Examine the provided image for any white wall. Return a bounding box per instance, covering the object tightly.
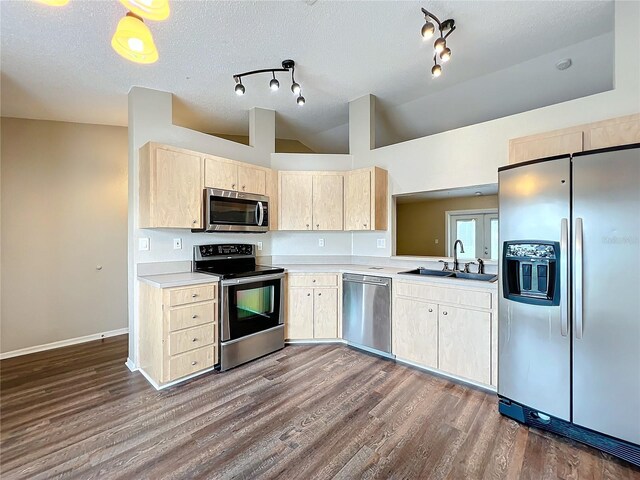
[351,0,640,258]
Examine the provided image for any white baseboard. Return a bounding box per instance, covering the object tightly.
[138,365,217,390]
[0,328,129,360]
[125,357,138,372]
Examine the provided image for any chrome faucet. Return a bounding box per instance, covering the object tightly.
[453,239,465,271]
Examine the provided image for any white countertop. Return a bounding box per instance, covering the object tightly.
[137,272,220,288]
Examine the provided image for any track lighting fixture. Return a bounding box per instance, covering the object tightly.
[118,0,170,21]
[420,7,456,78]
[111,12,159,64]
[232,59,306,106]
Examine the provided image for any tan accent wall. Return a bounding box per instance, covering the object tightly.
[211,133,316,153]
[396,195,498,256]
[1,118,128,353]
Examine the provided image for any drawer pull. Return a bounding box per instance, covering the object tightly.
[428,308,433,313]
[307,293,311,296]
[192,314,198,319]
[191,361,197,366]
[192,338,198,342]
[318,293,322,296]
[192,294,198,298]
[443,311,448,316]
[312,279,316,283]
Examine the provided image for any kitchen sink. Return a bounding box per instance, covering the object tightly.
[399,268,497,282]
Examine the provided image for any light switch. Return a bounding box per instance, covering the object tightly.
[318,238,325,247]
[257,241,263,251]
[377,238,386,248]
[139,237,150,251]
[435,239,439,244]
[173,238,182,250]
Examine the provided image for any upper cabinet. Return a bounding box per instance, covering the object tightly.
[344,167,388,231]
[509,113,640,165]
[278,172,343,231]
[139,143,275,229]
[139,143,203,229]
[204,156,267,195]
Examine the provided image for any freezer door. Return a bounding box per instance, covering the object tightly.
[498,157,571,421]
[572,146,640,444]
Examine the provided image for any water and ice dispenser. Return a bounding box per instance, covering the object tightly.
[502,241,560,306]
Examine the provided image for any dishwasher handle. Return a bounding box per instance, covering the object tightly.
[342,273,391,286]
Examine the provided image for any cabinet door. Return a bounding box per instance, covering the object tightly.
[392,297,438,369]
[204,157,238,191]
[509,131,583,164]
[238,165,266,195]
[344,170,371,230]
[153,148,202,228]
[312,175,343,230]
[286,287,314,339]
[438,305,491,385]
[280,173,313,230]
[313,288,338,339]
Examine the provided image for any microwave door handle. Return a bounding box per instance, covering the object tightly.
[257,201,264,226]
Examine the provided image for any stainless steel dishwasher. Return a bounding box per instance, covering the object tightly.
[342,273,392,357]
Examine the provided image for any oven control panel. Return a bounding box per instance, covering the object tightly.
[197,244,255,258]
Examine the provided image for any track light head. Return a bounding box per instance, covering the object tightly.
[434,37,446,54]
[431,64,442,78]
[440,47,451,62]
[235,81,245,96]
[270,76,280,91]
[421,21,435,40]
[291,82,301,95]
[297,95,305,106]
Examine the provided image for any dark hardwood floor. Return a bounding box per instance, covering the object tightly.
[1,335,638,480]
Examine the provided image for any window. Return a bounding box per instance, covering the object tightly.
[447,209,498,260]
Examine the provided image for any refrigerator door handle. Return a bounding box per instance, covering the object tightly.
[560,218,569,337]
[574,217,584,339]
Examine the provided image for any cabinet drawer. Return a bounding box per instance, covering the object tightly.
[394,281,492,310]
[168,323,216,355]
[168,345,216,381]
[288,274,338,287]
[168,284,216,306]
[168,301,216,331]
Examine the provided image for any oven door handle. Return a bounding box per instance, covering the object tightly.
[221,273,284,286]
[256,201,265,227]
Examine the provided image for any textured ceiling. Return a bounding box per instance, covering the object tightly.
[1,1,614,153]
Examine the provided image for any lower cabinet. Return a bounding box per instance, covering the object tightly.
[393,279,496,387]
[139,281,218,387]
[286,274,339,340]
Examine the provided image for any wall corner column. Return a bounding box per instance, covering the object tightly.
[349,94,376,156]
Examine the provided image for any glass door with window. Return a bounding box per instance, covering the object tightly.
[448,211,498,260]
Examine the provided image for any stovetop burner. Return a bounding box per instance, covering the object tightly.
[193,243,284,280]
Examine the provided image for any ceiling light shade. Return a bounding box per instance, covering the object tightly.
[297,95,305,106]
[421,21,435,40]
[270,73,279,91]
[35,0,69,5]
[431,64,442,78]
[291,82,301,95]
[440,47,451,62]
[235,82,245,95]
[434,37,446,53]
[111,13,158,64]
[118,0,170,21]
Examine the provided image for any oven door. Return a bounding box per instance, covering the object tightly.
[221,274,284,342]
[205,188,269,232]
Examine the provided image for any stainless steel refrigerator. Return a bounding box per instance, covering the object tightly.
[497,143,640,466]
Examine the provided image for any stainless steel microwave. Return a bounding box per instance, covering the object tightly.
[203,188,269,233]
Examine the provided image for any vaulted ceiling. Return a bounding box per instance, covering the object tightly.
[1,1,614,153]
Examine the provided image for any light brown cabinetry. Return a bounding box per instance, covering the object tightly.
[278,172,344,231]
[205,156,267,195]
[286,274,340,340]
[139,281,218,387]
[393,279,496,387]
[344,167,388,231]
[139,143,203,229]
[509,113,640,165]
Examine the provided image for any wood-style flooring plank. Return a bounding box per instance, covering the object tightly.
[1,335,638,480]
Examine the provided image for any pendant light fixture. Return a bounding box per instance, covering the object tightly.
[420,7,456,79]
[111,12,159,64]
[233,60,306,106]
[118,0,170,21]
[35,0,69,5]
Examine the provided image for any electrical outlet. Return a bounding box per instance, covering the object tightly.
[318,238,325,247]
[138,237,150,251]
[173,238,182,250]
[257,241,263,251]
[435,238,439,244]
[377,238,386,248]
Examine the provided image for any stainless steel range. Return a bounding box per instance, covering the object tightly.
[193,244,285,371]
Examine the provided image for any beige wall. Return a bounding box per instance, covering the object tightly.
[1,117,128,354]
[396,195,498,256]
[212,133,315,153]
